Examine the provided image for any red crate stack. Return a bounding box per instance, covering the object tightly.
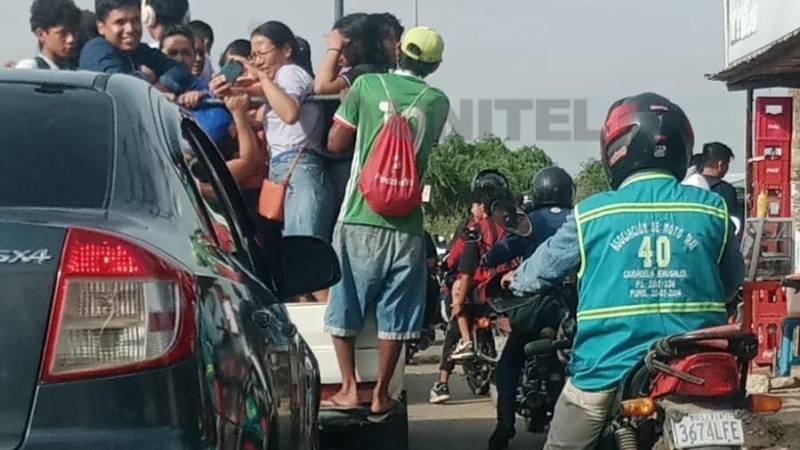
[750,97,793,218]
[752,141,791,217]
[744,97,793,371]
[743,281,787,367]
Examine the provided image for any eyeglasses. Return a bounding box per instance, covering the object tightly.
[250,46,279,60]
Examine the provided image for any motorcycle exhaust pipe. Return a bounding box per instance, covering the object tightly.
[614,426,637,450]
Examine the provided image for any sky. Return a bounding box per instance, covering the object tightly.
[0,0,762,174]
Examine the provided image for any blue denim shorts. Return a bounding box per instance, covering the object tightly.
[324,223,426,340]
[269,150,334,241]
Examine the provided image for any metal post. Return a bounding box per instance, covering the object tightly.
[746,88,754,216]
[334,0,344,21]
[415,0,419,26]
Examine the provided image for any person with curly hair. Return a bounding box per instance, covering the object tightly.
[16,0,82,70]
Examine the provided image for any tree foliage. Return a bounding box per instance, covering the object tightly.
[422,135,614,237]
[424,133,552,236]
[574,158,611,201]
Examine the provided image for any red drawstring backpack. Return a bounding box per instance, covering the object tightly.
[358,76,430,217]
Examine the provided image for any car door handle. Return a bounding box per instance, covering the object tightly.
[252,309,272,329]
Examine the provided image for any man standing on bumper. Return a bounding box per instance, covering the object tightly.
[322,26,450,417]
[502,93,744,450]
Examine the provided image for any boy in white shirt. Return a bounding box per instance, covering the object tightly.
[16,0,81,70]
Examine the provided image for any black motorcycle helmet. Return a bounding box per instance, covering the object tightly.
[600,92,694,189]
[530,166,575,209]
[471,169,510,193]
[471,169,512,211]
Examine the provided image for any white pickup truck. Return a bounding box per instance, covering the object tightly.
[286,302,409,450]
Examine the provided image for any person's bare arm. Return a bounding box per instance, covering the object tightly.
[178,90,208,108]
[314,30,349,95]
[257,72,301,124]
[327,122,356,155]
[223,93,267,184]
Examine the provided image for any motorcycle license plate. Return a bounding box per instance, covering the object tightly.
[670,411,744,448]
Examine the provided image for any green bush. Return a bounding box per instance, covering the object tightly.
[422,134,611,237]
[423,133,552,236]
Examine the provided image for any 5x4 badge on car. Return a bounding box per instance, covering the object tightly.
[0,249,53,265]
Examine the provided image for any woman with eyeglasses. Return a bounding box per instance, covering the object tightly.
[210,21,332,244]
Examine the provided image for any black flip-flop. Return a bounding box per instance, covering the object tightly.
[320,399,360,411]
[367,400,398,423]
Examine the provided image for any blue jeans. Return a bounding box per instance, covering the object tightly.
[269,150,334,241]
[324,223,426,340]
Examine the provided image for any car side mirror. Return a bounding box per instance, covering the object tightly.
[274,236,341,299]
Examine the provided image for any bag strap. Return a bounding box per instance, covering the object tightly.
[404,86,431,117]
[34,56,50,70]
[281,148,306,185]
[377,74,431,118]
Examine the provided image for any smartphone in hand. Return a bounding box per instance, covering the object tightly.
[219,60,244,84]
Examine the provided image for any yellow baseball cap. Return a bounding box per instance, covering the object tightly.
[401,26,444,63]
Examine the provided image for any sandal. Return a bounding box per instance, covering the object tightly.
[320,398,360,411]
[367,400,398,423]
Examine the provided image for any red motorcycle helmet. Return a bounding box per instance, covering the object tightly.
[601,93,694,189]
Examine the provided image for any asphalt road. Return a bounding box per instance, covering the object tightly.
[320,342,546,450]
[321,344,800,450]
[404,346,546,450]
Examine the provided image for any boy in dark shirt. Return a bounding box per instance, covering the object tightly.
[79,0,193,94]
[701,142,742,232]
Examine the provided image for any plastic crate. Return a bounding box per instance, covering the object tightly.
[743,281,788,367]
[756,97,793,141]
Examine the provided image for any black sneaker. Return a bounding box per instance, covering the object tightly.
[488,426,515,450]
[429,382,451,404]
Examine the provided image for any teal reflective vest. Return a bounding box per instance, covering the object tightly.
[571,172,730,391]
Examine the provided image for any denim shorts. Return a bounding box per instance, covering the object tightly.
[324,223,426,340]
[269,150,334,241]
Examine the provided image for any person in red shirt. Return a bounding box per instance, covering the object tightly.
[429,170,517,403]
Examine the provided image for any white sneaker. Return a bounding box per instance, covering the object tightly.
[449,340,475,361]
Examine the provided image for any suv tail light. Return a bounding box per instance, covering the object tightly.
[41,228,196,382]
[651,353,740,398]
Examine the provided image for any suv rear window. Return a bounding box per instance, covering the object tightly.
[0,84,113,208]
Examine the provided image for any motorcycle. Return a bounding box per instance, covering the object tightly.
[460,306,500,395]
[487,282,576,433]
[453,203,535,395]
[599,324,776,450]
[518,311,575,433]
[488,266,782,449]
[528,322,781,449]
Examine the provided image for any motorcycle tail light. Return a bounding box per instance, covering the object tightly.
[476,317,492,329]
[651,353,740,398]
[749,394,782,413]
[40,228,196,382]
[621,397,655,417]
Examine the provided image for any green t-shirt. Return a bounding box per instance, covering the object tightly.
[334,71,450,235]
